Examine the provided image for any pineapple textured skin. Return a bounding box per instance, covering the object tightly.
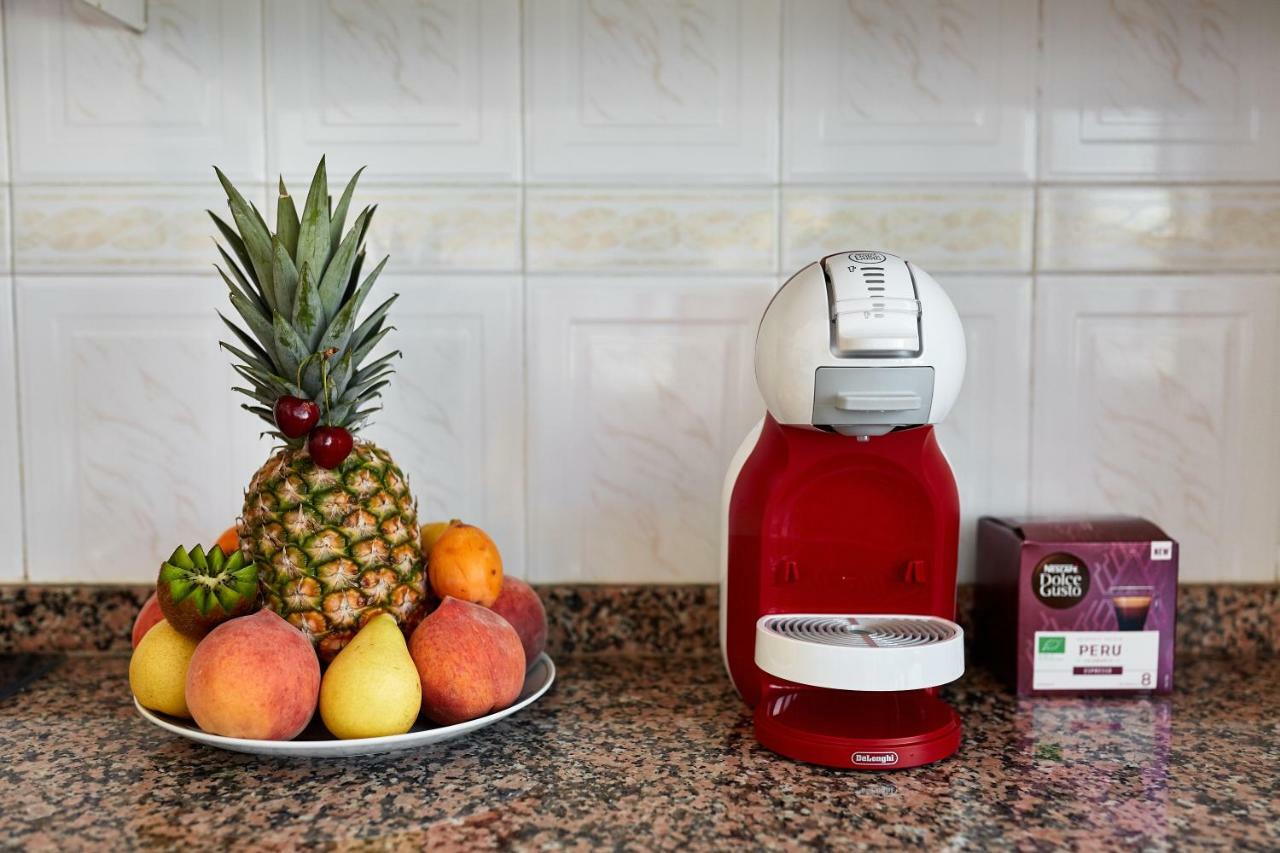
[240,441,426,661]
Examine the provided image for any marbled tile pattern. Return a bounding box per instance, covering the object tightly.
[1041,0,1280,179]
[783,0,1037,179]
[16,278,272,584]
[1038,186,1280,272]
[783,188,1034,272]
[0,654,1277,848]
[526,188,777,272]
[1031,276,1280,584]
[343,187,521,272]
[6,0,265,181]
[525,0,780,181]
[2,584,1275,658]
[266,0,520,180]
[0,276,19,583]
[526,279,770,584]
[13,185,268,273]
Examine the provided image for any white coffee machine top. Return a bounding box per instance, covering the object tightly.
[754,251,965,436]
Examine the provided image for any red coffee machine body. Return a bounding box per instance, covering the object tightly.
[720,251,967,770]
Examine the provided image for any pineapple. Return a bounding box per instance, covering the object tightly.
[212,158,426,661]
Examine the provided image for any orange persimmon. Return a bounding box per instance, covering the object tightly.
[215,525,239,555]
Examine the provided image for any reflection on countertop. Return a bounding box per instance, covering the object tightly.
[0,654,1276,849]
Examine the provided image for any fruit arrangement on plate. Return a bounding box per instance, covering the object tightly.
[128,162,551,753]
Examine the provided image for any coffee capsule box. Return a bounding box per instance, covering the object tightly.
[975,517,1177,696]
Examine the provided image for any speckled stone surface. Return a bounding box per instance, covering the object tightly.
[0,653,1276,850]
[2,583,1276,657]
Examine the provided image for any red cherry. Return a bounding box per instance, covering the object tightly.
[308,426,353,469]
[274,396,320,438]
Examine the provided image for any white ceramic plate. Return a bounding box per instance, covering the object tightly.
[134,654,556,758]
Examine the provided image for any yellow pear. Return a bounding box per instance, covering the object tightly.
[319,613,422,739]
[129,619,199,718]
[419,521,451,558]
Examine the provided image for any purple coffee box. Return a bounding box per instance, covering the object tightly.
[975,516,1178,696]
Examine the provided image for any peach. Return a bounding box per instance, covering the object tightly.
[489,577,547,664]
[185,610,320,740]
[132,593,164,649]
[409,597,525,725]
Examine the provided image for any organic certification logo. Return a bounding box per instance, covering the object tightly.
[1038,635,1066,654]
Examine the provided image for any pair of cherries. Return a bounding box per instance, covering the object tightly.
[274,396,352,469]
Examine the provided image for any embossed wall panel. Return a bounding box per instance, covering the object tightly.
[5,0,265,181]
[266,0,520,182]
[527,278,773,582]
[1042,0,1280,179]
[526,0,780,181]
[784,0,1037,179]
[934,277,1032,583]
[17,278,274,582]
[0,277,23,580]
[1032,276,1280,582]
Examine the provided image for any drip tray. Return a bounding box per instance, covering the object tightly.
[755,614,964,692]
[754,687,961,770]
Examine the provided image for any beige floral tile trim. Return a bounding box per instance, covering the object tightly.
[1038,187,1280,271]
[783,188,1033,272]
[527,188,776,272]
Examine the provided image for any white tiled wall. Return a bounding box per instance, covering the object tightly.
[1,0,1278,584]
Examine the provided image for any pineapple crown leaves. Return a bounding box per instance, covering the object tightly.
[159,544,259,616]
[211,157,402,441]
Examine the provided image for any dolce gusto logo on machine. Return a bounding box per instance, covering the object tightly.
[848,251,887,264]
[852,751,898,766]
[1031,553,1090,609]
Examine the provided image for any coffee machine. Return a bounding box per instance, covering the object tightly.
[720,251,967,770]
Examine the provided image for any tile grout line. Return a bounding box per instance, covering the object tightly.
[259,0,270,193]
[0,3,29,582]
[774,0,785,278]
[1026,0,1047,520]
[518,0,533,585]
[10,178,1280,191]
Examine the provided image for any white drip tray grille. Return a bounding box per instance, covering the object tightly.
[755,614,964,692]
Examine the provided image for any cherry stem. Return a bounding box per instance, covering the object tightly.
[321,358,332,419]
[295,353,319,394]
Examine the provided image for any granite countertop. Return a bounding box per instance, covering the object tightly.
[1,653,1277,850]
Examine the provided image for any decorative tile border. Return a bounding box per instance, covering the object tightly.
[526,188,777,273]
[12,184,520,274]
[1,583,1275,658]
[1038,186,1280,272]
[12,184,267,273]
[349,186,521,272]
[782,187,1034,273]
[0,185,11,270]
